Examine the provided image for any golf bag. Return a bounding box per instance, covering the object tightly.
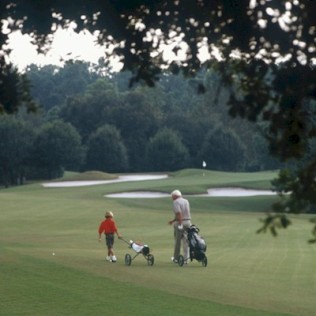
[130,240,150,256]
[187,225,207,261]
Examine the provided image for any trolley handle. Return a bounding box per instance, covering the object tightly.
[120,237,133,246]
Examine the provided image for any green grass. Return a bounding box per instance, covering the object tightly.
[1,169,315,316]
[53,170,119,181]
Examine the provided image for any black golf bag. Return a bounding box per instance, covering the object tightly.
[187,225,207,261]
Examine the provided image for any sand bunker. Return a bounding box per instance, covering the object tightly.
[105,188,277,198]
[42,174,168,187]
[205,187,276,197]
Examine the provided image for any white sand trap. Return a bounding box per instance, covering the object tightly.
[105,188,277,198]
[42,174,168,187]
[205,188,276,197]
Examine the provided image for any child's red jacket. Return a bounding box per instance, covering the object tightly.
[98,218,118,235]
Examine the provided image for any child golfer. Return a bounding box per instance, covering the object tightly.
[98,211,122,262]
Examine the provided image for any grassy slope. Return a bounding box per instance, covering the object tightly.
[1,169,315,316]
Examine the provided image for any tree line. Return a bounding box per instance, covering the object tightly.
[0,61,282,187]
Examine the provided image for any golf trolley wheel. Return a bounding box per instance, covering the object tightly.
[125,253,132,266]
[202,256,208,267]
[178,255,185,267]
[147,254,154,266]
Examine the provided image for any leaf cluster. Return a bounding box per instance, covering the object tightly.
[257,213,291,237]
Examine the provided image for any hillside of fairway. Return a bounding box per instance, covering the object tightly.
[1,169,315,316]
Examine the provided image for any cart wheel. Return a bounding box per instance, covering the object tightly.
[125,253,132,266]
[178,255,185,267]
[202,256,207,267]
[147,254,154,266]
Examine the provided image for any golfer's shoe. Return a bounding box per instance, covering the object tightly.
[106,256,111,261]
[171,256,189,264]
[111,255,117,262]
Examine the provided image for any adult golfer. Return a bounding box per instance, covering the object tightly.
[168,190,192,263]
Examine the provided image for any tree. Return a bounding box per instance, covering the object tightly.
[60,78,121,143]
[85,124,129,172]
[249,128,283,172]
[110,88,162,171]
[26,61,100,111]
[26,64,63,111]
[146,128,189,171]
[0,115,35,187]
[0,60,37,114]
[1,1,316,227]
[32,120,84,179]
[198,125,246,171]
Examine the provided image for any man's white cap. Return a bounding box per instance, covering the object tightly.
[171,190,182,197]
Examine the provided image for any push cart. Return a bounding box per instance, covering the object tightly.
[178,225,207,267]
[121,238,154,266]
